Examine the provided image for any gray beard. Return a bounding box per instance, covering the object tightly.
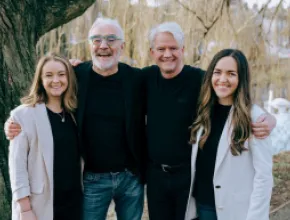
[91,51,121,71]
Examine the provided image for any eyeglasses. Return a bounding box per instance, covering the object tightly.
[88,34,123,46]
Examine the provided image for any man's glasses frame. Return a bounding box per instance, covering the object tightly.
[88,34,123,46]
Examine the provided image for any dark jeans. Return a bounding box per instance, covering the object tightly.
[146,163,191,220]
[196,203,217,220]
[82,170,144,220]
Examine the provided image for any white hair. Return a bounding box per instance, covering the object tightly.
[149,22,184,48]
[88,17,124,42]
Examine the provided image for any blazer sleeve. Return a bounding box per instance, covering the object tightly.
[246,108,273,220]
[8,111,31,202]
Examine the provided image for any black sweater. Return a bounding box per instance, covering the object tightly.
[143,65,204,165]
[82,68,130,173]
[74,62,147,180]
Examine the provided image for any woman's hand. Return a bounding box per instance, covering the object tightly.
[20,210,37,220]
[4,118,21,140]
[69,58,83,67]
[252,113,276,139]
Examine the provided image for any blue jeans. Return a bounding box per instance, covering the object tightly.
[196,203,217,220]
[82,170,144,220]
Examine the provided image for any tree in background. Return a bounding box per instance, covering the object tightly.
[0,1,95,219]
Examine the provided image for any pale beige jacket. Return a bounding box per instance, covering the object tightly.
[185,105,273,220]
[9,103,54,220]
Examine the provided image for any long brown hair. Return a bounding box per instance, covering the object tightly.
[190,49,252,156]
[21,53,77,113]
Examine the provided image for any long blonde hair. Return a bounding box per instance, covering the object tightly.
[190,49,252,156]
[21,53,77,113]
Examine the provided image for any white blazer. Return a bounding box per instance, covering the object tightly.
[9,103,54,220]
[185,105,273,220]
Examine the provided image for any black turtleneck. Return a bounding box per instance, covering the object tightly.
[193,103,232,207]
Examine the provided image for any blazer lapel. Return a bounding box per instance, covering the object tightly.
[33,103,54,187]
[120,63,133,134]
[214,108,233,176]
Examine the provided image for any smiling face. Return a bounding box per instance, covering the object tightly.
[150,32,184,79]
[41,60,68,101]
[211,56,239,105]
[89,24,124,71]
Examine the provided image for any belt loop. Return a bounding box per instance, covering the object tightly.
[161,164,170,172]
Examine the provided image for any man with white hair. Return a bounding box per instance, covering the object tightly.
[143,22,275,220]
[74,17,146,220]
[5,18,146,220]
[143,22,204,220]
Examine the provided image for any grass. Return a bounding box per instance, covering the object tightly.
[271,151,290,212]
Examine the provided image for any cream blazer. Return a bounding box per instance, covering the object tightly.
[185,105,273,220]
[9,103,54,220]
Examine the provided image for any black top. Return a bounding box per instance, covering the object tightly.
[74,62,146,181]
[193,103,232,207]
[143,65,204,165]
[46,107,82,213]
[82,68,130,173]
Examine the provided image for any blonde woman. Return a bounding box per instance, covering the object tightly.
[9,54,82,220]
[185,49,273,220]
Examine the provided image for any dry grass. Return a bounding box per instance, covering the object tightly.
[271,151,290,211]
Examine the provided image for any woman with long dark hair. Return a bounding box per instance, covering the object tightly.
[185,49,273,220]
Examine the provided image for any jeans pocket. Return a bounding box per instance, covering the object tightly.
[83,172,101,182]
[125,169,136,177]
[123,175,144,196]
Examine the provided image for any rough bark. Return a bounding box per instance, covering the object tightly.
[0,0,95,218]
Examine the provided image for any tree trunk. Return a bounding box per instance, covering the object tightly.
[0,1,95,219]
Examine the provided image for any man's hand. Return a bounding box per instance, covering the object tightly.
[20,210,37,220]
[4,118,21,140]
[252,113,276,139]
[69,58,83,67]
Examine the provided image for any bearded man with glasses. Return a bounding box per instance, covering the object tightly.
[74,18,146,220]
